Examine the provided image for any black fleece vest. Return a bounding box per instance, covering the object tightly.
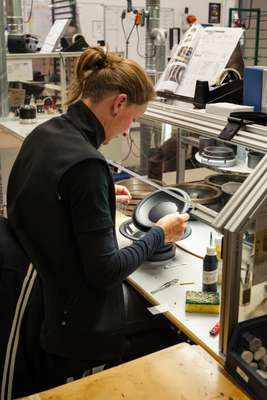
[7,105,125,361]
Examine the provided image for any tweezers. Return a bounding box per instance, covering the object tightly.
[151,278,180,294]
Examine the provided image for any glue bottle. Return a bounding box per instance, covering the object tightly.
[215,235,223,284]
[202,233,218,292]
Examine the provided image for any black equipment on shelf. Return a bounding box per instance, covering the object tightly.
[219,112,267,141]
[193,79,243,110]
[61,34,89,52]
[19,105,37,124]
[7,34,39,53]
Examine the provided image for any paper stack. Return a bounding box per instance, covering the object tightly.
[206,102,254,117]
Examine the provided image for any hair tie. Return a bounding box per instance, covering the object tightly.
[96,57,109,69]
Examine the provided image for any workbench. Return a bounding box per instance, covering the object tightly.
[117,212,266,364]
[1,111,264,399]
[116,213,221,362]
[19,343,251,400]
[0,113,251,362]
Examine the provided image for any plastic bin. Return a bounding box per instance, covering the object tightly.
[225,315,267,400]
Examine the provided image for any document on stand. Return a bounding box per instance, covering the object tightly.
[156,25,243,99]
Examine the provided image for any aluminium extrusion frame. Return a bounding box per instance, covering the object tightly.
[141,101,267,357]
[213,154,267,355]
[144,100,267,183]
[145,101,267,151]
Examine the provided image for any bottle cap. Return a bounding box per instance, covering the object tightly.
[206,246,216,256]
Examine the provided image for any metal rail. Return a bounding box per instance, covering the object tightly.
[144,102,267,152]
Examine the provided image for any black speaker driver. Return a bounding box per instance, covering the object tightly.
[132,187,191,232]
[119,218,192,262]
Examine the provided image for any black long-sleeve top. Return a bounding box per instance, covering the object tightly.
[59,159,164,289]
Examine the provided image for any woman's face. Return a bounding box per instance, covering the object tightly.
[103,98,148,144]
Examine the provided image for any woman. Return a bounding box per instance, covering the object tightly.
[7,48,188,393]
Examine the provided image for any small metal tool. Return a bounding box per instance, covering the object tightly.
[151,278,180,294]
[163,263,187,270]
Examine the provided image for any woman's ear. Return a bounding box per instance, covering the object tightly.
[112,93,128,116]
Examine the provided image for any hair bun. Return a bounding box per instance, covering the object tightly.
[95,57,109,69]
[96,58,109,69]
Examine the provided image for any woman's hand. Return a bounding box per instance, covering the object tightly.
[115,184,132,205]
[156,212,189,243]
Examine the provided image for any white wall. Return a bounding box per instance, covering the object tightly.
[23,0,240,48]
[76,0,240,66]
[77,0,239,29]
[22,0,51,44]
[243,0,267,12]
[162,0,238,27]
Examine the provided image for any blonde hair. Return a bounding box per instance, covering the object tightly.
[66,47,155,106]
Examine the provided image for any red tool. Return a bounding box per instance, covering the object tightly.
[210,322,220,336]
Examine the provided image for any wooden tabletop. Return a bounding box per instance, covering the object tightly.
[20,343,251,400]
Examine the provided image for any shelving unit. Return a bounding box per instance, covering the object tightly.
[143,100,267,184]
[6,51,81,111]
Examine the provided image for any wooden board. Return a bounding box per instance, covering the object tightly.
[20,343,250,400]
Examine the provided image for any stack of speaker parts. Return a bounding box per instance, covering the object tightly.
[205,173,247,205]
[196,146,237,167]
[205,173,247,188]
[171,183,223,212]
[221,181,242,202]
[117,178,163,217]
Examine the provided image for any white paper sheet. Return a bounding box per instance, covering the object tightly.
[7,59,33,82]
[40,19,70,53]
[156,25,244,99]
